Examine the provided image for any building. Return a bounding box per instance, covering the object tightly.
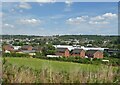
[47,55,61,58]
[13,46,21,50]
[85,50,103,59]
[2,44,14,52]
[81,46,108,51]
[104,49,119,56]
[32,46,42,52]
[56,48,69,57]
[20,45,33,51]
[53,45,80,51]
[16,50,36,56]
[71,49,85,58]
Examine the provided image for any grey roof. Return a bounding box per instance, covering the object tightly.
[21,45,32,49]
[57,48,68,52]
[72,49,84,53]
[86,50,99,56]
[21,50,36,53]
[32,46,42,50]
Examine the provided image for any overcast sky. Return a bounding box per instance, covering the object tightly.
[2,2,118,36]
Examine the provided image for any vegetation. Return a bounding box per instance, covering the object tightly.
[2,35,119,48]
[3,53,120,66]
[2,57,120,83]
[42,44,56,56]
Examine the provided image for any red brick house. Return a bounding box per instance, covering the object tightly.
[20,45,33,51]
[32,46,42,52]
[71,49,85,58]
[85,50,103,59]
[56,48,69,57]
[2,45,14,52]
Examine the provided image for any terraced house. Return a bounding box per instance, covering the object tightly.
[85,50,103,59]
[56,48,70,57]
[71,49,85,58]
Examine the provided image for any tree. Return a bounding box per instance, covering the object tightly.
[42,44,56,56]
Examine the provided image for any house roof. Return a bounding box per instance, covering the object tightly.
[3,44,13,48]
[21,45,32,49]
[53,45,77,51]
[21,50,36,53]
[72,49,84,53]
[57,48,68,52]
[32,46,42,50]
[86,50,100,56]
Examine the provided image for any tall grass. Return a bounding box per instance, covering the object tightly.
[2,57,120,83]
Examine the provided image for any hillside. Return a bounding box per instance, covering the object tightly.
[3,57,120,83]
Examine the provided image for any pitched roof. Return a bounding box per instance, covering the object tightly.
[57,48,68,52]
[72,49,84,53]
[32,46,42,50]
[3,44,13,48]
[86,50,99,56]
[21,45,32,49]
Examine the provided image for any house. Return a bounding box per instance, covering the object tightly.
[53,45,80,51]
[104,48,119,56]
[2,44,14,52]
[32,46,42,52]
[56,48,70,57]
[13,46,21,50]
[47,55,61,58]
[16,50,36,56]
[85,50,103,59]
[71,49,85,58]
[20,45,33,51]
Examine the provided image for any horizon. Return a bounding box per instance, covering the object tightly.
[2,2,118,36]
[1,34,119,37]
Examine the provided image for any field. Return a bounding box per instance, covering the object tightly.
[2,57,120,83]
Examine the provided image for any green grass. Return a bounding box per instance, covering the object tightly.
[3,57,120,83]
[5,57,117,72]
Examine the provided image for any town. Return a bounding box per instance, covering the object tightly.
[1,35,119,59]
[1,1,120,83]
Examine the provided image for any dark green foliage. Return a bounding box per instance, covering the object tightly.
[3,53,30,57]
[42,44,56,56]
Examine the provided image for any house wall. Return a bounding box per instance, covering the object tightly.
[27,47,33,51]
[65,49,70,57]
[71,53,80,57]
[56,49,70,57]
[3,45,14,51]
[94,51,103,58]
[80,50,85,58]
[22,46,33,51]
[71,50,85,58]
[56,52,65,57]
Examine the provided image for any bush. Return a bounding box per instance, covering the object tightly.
[3,53,30,58]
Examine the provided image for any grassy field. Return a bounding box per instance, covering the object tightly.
[3,57,120,83]
[4,57,112,72]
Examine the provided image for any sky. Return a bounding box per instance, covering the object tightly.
[1,2,118,36]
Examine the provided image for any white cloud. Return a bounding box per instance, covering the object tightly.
[20,18,41,24]
[102,13,117,19]
[90,16,105,21]
[89,21,109,25]
[66,16,88,25]
[3,23,14,28]
[65,0,72,6]
[89,13,117,25]
[19,2,31,9]
[66,13,117,25]
[64,0,73,12]
[36,0,56,3]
